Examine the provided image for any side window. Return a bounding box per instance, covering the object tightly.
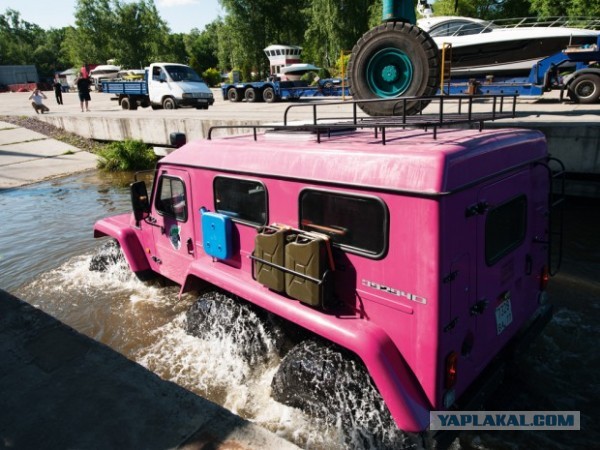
[485,195,527,265]
[299,190,388,258]
[214,177,267,226]
[155,176,187,221]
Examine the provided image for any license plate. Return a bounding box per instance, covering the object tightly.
[495,299,513,335]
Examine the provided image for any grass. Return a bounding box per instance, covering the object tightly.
[96,139,158,171]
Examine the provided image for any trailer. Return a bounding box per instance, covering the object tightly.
[439,37,600,104]
[221,78,349,103]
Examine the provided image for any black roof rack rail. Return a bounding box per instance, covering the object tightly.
[207,94,518,144]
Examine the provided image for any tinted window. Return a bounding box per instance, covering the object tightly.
[485,195,527,265]
[155,176,187,221]
[214,177,267,225]
[300,190,387,257]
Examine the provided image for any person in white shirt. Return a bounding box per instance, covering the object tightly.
[28,89,50,114]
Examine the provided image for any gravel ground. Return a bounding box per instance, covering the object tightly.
[0,115,105,153]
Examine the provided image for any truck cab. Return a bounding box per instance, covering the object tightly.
[93,97,560,443]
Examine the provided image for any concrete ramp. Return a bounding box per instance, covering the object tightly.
[0,289,298,450]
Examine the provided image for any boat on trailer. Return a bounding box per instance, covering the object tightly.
[417,15,600,76]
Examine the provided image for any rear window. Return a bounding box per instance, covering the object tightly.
[485,195,527,265]
[299,190,388,258]
[155,176,187,222]
[214,177,267,226]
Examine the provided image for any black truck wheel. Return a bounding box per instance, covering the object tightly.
[227,88,242,102]
[245,87,257,102]
[262,87,276,103]
[568,74,600,104]
[348,21,440,116]
[120,97,131,110]
[162,97,176,109]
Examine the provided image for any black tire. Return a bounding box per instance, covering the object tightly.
[140,100,150,108]
[120,97,131,110]
[227,88,242,102]
[348,21,440,116]
[186,291,286,364]
[245,87,257,102]
[271,340,414,449]
[89,239,124,272]
[162,97,176,109]
[568,74,600,104]
[262,86,276,103]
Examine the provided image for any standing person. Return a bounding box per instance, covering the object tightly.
[52,77,63,105]
[75,72,91,112]
[28,89,50,114]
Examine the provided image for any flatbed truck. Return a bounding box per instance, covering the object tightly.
[102,62,214,111]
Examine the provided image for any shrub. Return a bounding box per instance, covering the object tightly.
[202,67,222,87]
[97,139,158,171]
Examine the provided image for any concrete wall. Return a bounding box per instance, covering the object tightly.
[38,115,265,144]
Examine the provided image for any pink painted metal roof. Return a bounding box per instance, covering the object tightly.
[161,127,547,194]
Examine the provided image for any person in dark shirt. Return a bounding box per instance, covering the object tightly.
[52,77,63,105]
[75,72,91,112]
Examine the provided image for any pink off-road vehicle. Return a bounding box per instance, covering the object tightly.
[93,96,563,447]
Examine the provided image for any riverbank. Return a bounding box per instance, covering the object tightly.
[0,118,98,189]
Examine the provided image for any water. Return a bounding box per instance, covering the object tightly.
[1,172,598,449]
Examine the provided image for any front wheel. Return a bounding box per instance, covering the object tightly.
[162,97,176,109]
[568,74,600,104]
[348,21,440,116]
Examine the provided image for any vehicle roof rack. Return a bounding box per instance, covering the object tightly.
[207,94,518,144]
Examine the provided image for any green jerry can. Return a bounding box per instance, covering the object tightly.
[285,233,327,307]
[254,226,291,292]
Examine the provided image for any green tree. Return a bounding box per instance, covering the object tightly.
[184,20,221,75]
[33,28,71,78]
[303,0,375,70]
[432,0,532,18]
[163,33,189,65]
[63,0,116,67]
[218,0,309,79]
[530,0,600,17]
[0,9,45,66]
[112,0,170,68]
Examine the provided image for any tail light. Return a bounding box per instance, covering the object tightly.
[540,265,550,290]
[445,351,458,389]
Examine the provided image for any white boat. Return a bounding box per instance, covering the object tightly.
[417,16,600,76]
[279,63,321,81]
[89,64,121,90]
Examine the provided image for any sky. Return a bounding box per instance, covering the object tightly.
[1,0,224,33]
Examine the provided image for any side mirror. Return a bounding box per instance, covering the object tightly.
[170,132,186,148]
[131,181,150,224]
